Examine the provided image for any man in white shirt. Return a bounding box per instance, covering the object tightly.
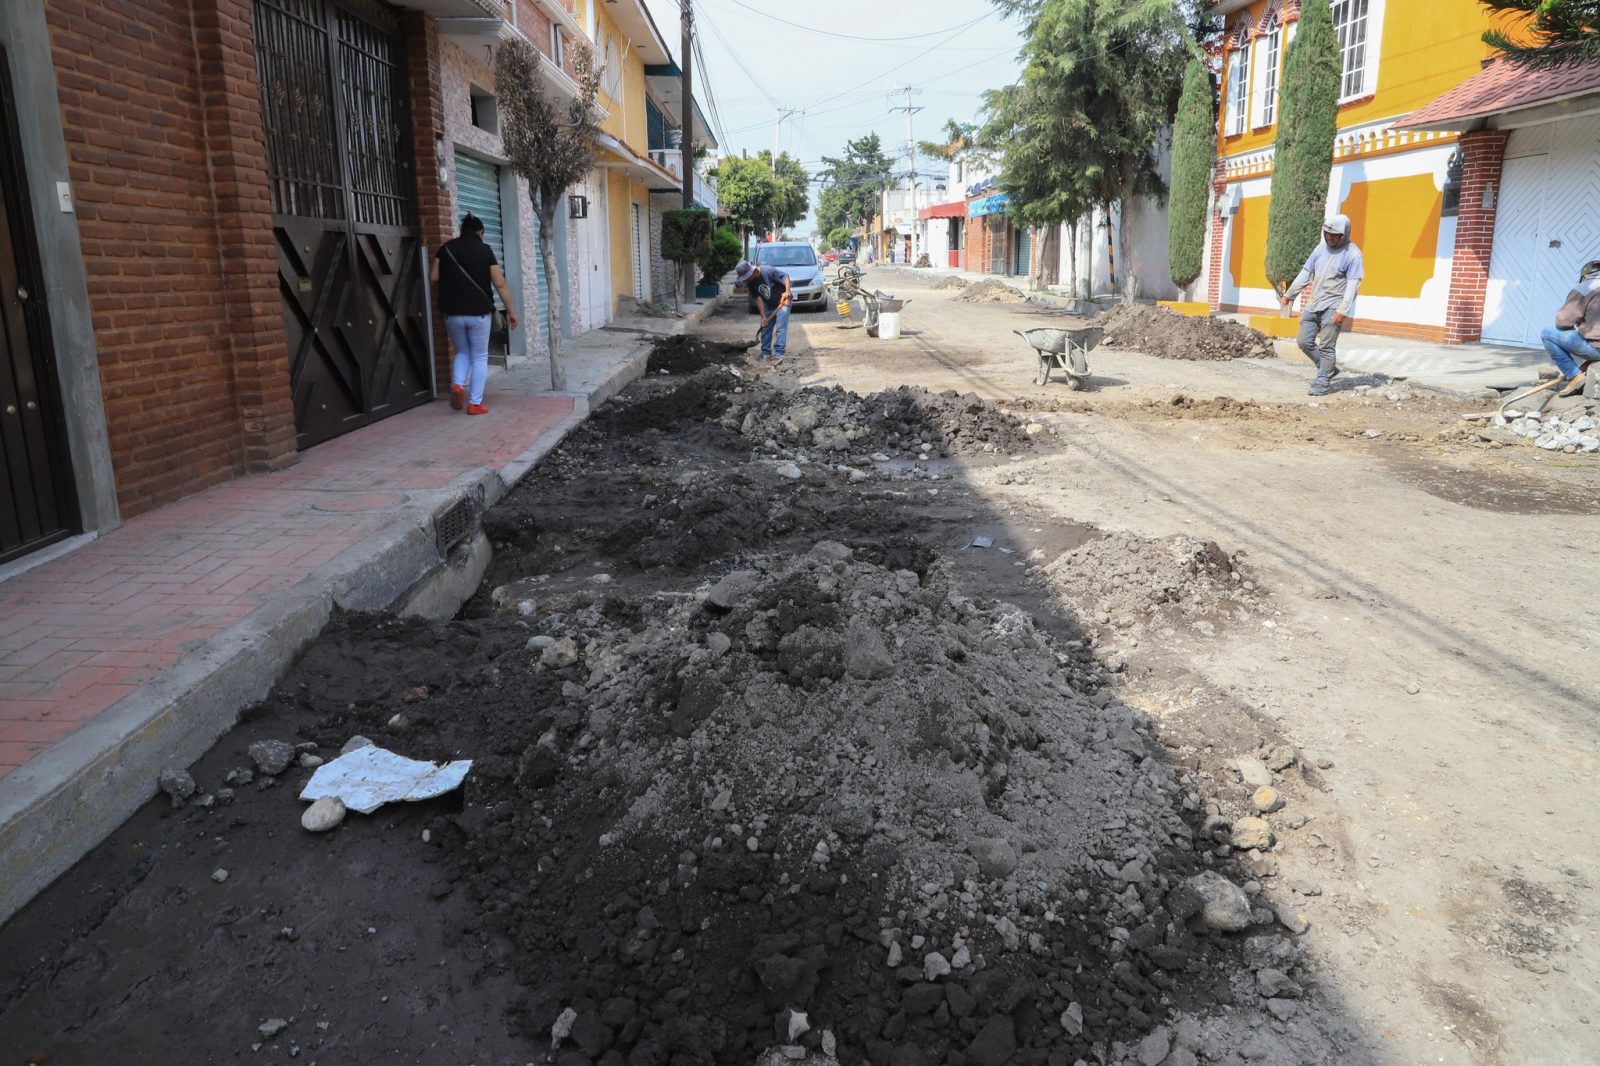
[1280,214,1365,397]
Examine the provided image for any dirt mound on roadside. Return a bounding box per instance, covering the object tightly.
[1046,531,1262,636]
[1096,305,1275,361]
[730,385,1036,459]
[648,335,754,374]
[933,276,970,291]
[588,366,746,437]
[337,545,1209,1063]
[956,279,1029,304]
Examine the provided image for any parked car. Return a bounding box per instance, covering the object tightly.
[836,249,855,265]
[746,242,827,313]
[822,250,838,263]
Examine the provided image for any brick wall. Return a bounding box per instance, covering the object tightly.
[46,0,294,518]
[1207,162,1228,310]
[1442,130,1509,344]
[402,12,453,391]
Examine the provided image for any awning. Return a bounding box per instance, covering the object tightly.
[594,132,681,192]
[968,193,1007,218]
[1397,56,1600,132]
[918,201,966,220]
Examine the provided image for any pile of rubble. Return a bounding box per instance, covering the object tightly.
[1493,408,1599,453]
[407,545,1302,1063]
[956,279,1029,304]
[933,276,971,291]
[1096,305,1275,361]
[647,335,754,374]
[1045,532,1261,637]
[727,384,1037,460]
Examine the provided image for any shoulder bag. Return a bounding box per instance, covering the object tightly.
[443,244,508,334]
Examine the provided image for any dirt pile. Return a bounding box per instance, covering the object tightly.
[648,335,755,375]
[730,385,1036,459]
[397,545,1228,1063]
[1096,305,1275,361]
[933,276,970,291]
[588,366,747,438]
[955,279,1028,304]
[1046,531,1260,635]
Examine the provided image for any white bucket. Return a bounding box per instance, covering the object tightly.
[877,311,902,339]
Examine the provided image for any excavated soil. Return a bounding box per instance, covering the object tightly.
[955,280,1029,305]
[647,335,756,375]
[0,343,1352,1066]
[1096,306,1275,362]
[933,277,970,291]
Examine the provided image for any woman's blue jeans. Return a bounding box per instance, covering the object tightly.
[446,313,491,404]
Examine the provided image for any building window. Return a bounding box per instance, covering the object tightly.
[1332,0,1371,99]
[550,24,565,69]
[1226,42,1250,136]
[1258,26,1281,127]
[469,88,497,135]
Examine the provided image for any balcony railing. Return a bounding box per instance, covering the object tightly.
[647,147,719,214]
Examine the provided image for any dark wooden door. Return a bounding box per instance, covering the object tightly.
[0,46,78,565]
[253,0,430,450]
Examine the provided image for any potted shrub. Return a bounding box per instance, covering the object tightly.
[701,225,741,298]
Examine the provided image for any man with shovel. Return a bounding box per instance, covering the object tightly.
[736,258,792,363]
[1539,259,1600,398]
[1280,214,1364,397]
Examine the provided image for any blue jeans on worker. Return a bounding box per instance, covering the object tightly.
[446,313,491,405]
[760,305,789,358]
[1539,326,1598,380]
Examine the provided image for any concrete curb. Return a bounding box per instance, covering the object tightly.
[0,334,657,928]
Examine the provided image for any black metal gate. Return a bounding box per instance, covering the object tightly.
[252,0,430,449]
[0,45,78,565]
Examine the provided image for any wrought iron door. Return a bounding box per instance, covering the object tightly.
[0,46,78,564]
[253,0,430,449]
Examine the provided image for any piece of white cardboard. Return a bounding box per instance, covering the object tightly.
[298,746,472,815]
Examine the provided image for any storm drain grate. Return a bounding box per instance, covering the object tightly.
[434,498,474,556]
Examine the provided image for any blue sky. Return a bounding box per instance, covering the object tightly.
[639,0,1025,231]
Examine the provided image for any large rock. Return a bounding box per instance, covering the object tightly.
[1184,871,1252,932]
[301,796,346,833]
[843,618,895,680]
[158,769,196,806]
[1234,757,1273,788]
[705,570,760,612]
[248,740,296,776]
[1230,816,1274,851]
[968,837,1018,880]
[966,1016,1017,1066]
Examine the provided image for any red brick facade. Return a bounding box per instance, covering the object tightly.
[46,0,288,517]
[1442,130,1509,344]
[1207,161,1227,311]
[402,12,455,393]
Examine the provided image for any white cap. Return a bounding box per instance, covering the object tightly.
[1322,214,1351,237]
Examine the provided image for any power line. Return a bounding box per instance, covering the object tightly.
[708,0,994,45]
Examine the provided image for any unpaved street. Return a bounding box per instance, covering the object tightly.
[711,267,1600,1063]
[0,273,1594,1066]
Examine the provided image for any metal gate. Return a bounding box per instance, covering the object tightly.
[253,0,430,449]
[987,217,1008,274]
[1013,226,1032,277]
[631,202,646,301]
[453,151,509,360]
[0,45,78,564]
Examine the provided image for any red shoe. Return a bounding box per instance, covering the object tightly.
[450,384,465,410]
[467,403,489,415]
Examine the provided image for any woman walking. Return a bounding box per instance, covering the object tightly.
[431,213,517,414]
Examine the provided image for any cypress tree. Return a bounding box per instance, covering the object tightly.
[1167,58,1216,294]
[1263,0,1341,293]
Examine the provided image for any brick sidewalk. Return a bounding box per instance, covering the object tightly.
[0,391,574,776]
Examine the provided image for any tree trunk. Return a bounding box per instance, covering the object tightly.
[1066,218,1079,303]
[536,193,567,392]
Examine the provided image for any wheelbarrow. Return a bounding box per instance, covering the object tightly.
[1015,326,1103,388]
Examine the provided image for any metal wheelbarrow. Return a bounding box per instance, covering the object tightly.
[1014,325,1103,388]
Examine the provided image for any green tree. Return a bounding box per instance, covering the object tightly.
[1167,58,1216,295]
[826,225,853,250]
[710,155,779,256]
[986,0,1192,297]
[661,208,711,311]
[758,150,811,233]
[496,37,602,390]
[1482,0,1600,68]
[1263,0,1340,295]
[917,118,978,164]
[817,134,894,235]
[702,225,742,286]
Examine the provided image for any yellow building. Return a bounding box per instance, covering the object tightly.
[1209,0,1515,341]
[569,0,685,327]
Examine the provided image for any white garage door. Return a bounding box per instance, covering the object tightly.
[1483,115,1600,347]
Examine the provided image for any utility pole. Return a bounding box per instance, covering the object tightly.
[680,0,695,304]
[773,107,802,172]
[889,86,922,264]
